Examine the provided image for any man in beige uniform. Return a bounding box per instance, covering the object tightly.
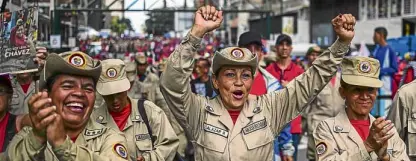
[313,57,409,161]
[302,46,345,161]
[387,79,416,160]
[6,51,129,161]
[133,55,189,158]
[9,47,48,115]
[92,59,179,161]
[160,5,355,161]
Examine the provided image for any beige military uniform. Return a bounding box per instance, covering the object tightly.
[302,71,345,159]
[313,109,409,161]
[160,33,349,161]
[387,79,416,160]
[92,97,179,161]
[6,119,129,161]
[9,77,36,115]
[129,71,188,157]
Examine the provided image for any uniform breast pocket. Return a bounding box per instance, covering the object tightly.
[241,119,274,150]
[407,117,416,156]
[135,134,153,151]
[195,123,228,161]
[11,94,20,105]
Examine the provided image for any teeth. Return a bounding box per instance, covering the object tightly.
[66,102,84,108]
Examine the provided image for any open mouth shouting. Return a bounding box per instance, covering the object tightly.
[232,90,244,100]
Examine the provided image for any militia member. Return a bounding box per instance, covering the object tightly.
[160,5,355,161]
[387,79,416,160]
[313,57,409,161]
[6,51,129,161]
[302,46,344,161]
[93,59,179,161]
[133,54,189,158]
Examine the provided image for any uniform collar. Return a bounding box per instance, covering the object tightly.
[333,108,376,133]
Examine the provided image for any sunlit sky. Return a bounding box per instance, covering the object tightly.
[124,0,195,33]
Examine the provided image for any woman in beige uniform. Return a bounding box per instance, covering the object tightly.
[313,56,409,161]
[160,5,356,161]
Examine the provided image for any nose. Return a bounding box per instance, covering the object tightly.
[71,87,86,98]
[359,91,370,99]
[234,75,244,87]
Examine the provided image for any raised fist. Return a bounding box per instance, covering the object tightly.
[331,14,356,44]
[191,5,223,38]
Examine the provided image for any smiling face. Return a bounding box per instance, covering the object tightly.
[49,74,95,129]
[212,66,253,110]
[339,82,378,118]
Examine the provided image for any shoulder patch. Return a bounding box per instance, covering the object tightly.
[242,119,267,135]
[113,143,128,159]
[85,129,103,136]
[204,123,229,138]
[316,142,327,156]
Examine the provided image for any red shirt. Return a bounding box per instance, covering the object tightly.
[350,119,371,141]
[228,110,241,124]
[0,113,10,151]
[20,83,31,94]
[266,61,304,134]
[250,72,267,95]
[110,104,132,131]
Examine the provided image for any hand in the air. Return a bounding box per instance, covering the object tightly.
[191,5,223,38]
[331,14,356,44]
[35,46,48,68]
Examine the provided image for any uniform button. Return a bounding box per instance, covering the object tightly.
[253,107,261,113]
[206,106,214,113]
[334,126,343,132]
[412,113,416,119]
[64,151,70,157]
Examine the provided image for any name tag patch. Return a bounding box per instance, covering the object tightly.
[85,129,103,136]
[135,134,151,141]
[204,123,228,138]
[243,119,267,135]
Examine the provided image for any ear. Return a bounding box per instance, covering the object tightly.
[212,75,219,90]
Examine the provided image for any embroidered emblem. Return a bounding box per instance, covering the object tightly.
[69,53,86,67]
[135,134,151,141]
[231,48,244,59]
[316,142,327,155]
[113,143,128,159]
[358,61,371,73]
[242,119,267,135]
[204,123,229,138]
[106,68,117,78]
[84,129,103,136]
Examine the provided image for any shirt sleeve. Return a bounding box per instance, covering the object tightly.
[387,88,408,139]
[263,39,349,135]
[159,33,206,141]
[141,102,180,161]
[6,127,47,161]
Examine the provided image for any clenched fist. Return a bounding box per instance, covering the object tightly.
[191,5,223,38]
[332,14,356,44]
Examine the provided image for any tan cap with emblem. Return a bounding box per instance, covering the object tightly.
[97,59,131,95]
[212,47,258,76]
[341,56,383,88]
[135,54,147,64]
[40,51,102,90]
[125,62,137,82]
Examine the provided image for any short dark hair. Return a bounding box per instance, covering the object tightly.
[275,34,292,46]
[197,58,211,68]
[374,27,388,40]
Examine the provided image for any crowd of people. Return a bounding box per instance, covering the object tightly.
[0,5,416,161]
